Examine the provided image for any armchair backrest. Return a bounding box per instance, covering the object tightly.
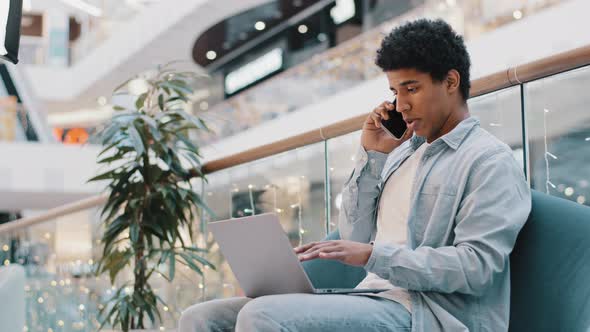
[509,190,590,331]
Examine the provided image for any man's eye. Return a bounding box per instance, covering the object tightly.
[408,87,417,93]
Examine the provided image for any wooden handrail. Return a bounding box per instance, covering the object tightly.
[2,44,590,233]
[203,44,590,174]
[0,195,107,234]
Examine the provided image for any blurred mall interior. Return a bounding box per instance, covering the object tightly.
[0,0,589,331]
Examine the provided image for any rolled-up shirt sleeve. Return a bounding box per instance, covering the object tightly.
[364,150,531,296]
[338,146,388,243]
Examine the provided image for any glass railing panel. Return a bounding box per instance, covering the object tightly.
[200,141,328,300]
[468,86,526,174]
[198,171,242,301]
[326,130,362,233]
[524,65,590,206]
[0,197,215,331]
[1,209,106,332]
[205,141,328,243]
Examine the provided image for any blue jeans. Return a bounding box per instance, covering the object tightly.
[178,294,411,332]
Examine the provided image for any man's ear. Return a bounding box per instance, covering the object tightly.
[446,69,461,94]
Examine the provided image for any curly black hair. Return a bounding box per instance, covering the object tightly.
[376,19,471,101]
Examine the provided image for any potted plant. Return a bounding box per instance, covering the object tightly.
[89,63,215,331]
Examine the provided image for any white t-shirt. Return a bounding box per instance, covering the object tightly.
[354,142,429,312]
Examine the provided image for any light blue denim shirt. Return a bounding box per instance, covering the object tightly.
[339,116,531,332]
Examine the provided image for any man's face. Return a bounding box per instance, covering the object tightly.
[385,68,452,142]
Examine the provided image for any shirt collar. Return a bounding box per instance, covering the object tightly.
[410,116,480,151]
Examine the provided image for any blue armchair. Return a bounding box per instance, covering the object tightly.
[301,190,590,332]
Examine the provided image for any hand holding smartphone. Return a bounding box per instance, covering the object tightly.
[380,97,408,140]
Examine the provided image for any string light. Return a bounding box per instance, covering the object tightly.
[2,244,9,251]
[206,51,217,60]
[543,109,556,192]
[297,176,304,246]
[271,184,278,213]
[255,21,266,31]
[248,184,255,215]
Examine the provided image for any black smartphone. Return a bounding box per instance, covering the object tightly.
[380,98,407,140]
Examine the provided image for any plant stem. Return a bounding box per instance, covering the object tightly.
[133,227,146,329]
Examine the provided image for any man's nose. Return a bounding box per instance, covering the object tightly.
[396,99,410,113]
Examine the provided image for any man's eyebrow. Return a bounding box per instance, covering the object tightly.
[389,80,420,91]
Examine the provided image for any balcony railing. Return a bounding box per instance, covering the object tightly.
[1,43,590,331]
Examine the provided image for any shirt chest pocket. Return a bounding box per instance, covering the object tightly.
[414,184,458,243]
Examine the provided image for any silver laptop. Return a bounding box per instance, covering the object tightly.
[209,213,388,298]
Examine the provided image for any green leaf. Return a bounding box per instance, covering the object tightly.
[127,124,145,156]
[112,112,139,125]
[161,81,192,95]
[98,301,121,331]
[176,133,198,152]
[166,95,188,103]
[97,151,127,164]
[184,250,216,271]
[103,249,132,283]
[100,123,122,145]
[169,253,175,280]
[113,105,126,111]
[135,92,148,110]
[183,246,208,253]
[88,169,118,182]
[187,190,215,218]
[139,115,163,142]
[158,94,164,111]
[178,252,203,276]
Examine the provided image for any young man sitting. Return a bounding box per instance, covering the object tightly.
[179,18,531,332]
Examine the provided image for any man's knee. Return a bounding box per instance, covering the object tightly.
[178,302,214,332]
[179,298,250,332]
[236,298,282,332]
